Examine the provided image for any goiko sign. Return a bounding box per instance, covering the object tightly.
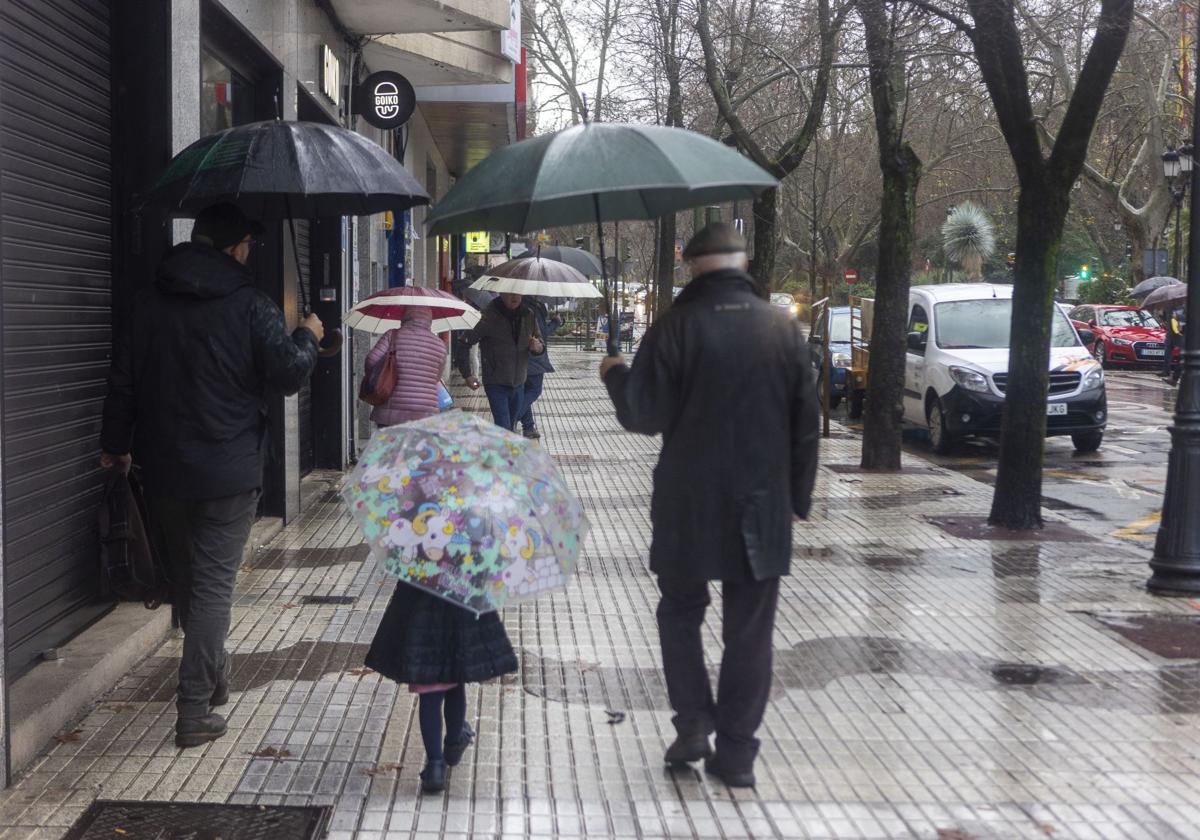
[354,71,416,130]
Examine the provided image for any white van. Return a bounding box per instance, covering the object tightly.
[904,284,1107,453]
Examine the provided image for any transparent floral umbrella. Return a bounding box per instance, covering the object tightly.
[343,411,587,614]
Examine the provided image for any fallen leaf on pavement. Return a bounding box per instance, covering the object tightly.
[248,747,292,759]
[53,729,83,743]
[937,830,976,840]
[281,603,296,610]
[605,710,626,725]
[1039,824,1057,836]
[347,667,374,677]
[363,763,402,776]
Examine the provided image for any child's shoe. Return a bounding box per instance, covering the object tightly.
[420,759,447,793]
[444,723,475,767]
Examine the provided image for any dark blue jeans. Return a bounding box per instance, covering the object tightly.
[519,373,545,431]
[484,383,524,431]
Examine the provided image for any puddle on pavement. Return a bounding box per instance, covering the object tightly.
[991,545,1042,603]
[928,515,1094,543]
[990,663,1070,685]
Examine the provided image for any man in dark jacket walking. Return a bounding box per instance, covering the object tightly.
[600,223,820,787]
[100,203,322,748]
[518,297,563,439]
[460,292,544,429]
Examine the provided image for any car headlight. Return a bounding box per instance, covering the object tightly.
[1112,337,1132,346]
[831,352,851,368]
[949,365,989,393]
[789,304,799,316]
[1082,364,1104,390]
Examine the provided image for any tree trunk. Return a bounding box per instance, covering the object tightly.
[752,187,778,291]
[655,212,677,317]
[859,0,921,471]
[862,149,921,470]
[988,187,1067,528]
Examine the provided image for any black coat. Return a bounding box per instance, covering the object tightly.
[101,243,319,500]
[458,298,543,387]
[365,583,518,685]
[604,269,820,582]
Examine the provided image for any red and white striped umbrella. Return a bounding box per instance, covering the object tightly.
[344,286,481,334]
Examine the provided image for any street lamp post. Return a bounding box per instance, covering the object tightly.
[1162,143,1194,279]
[1148,120,1200,588]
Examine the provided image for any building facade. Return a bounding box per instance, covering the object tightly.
[0,0,522,782]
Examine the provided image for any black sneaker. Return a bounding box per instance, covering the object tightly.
[522,426,541,440]
[211,653,231,708]
[444,722,475,767]
[664,733,713,766]
[704,755,755,788]
[420,759,447,793]
[175,713,228,748]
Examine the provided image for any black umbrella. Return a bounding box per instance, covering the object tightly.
[534,245,603,277]
[142,120,430,355]
[143,120,430,218]
[1131,275,1181,302]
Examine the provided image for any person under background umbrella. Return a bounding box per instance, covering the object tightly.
[1163,304,1186,385]
[458,293,545,430]
[469,256,601,439]
[360,306,447,428]
[1131,275,1181,304]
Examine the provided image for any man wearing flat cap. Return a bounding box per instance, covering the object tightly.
[101,203,324,748]
[600,223,819,787]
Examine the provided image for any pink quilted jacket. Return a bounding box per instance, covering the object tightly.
[365,307,447,427]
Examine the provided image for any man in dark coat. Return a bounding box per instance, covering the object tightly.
[518,297,563,439]
[459,292,544,429]
[100,203,323,748]
[600,223,820,787]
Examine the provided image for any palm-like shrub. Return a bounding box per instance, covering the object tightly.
[942,202,996,280]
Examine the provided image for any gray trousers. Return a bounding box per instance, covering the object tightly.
[656,575,781,768]
[148,490,258,719]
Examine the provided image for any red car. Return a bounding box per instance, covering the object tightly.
[1067,304,1179,368]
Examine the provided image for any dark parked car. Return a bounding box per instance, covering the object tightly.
[808,305,852,408]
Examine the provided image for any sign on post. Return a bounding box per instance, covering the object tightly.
[465,232,489,253]
[354,71,416,130]
[845,268,859,284]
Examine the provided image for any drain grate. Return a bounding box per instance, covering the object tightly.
[1090,613,1200,659]
[64,800,330,840]
[301,594,357,606]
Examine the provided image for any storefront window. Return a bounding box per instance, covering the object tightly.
[201,50,255,133]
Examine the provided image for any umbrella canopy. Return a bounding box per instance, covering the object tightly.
[471,257,602,299]
[425,122,777,235]
[343,411,587,614]
[344,287,481,334]
[143,120,430,218]
[533,245,603,277]
[1142,283,1189,310]
[1131,275,1182,301]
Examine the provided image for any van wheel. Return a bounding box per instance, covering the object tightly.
[848,391,865,419]
[1093,342,1107,368]
[1072,430,1103,453]
[927,398,958,454]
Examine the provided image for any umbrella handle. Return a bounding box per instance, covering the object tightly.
[319,328,344,358]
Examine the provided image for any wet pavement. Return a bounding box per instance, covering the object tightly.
[1,350,1198,840]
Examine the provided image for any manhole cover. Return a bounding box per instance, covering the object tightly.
[64,801,330,840]
[1091,613,1200,659]
[301,595,357,606]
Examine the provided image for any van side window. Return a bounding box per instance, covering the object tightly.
[908,304,930,354]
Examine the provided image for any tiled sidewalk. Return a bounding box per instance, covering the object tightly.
[1,349,1198,840]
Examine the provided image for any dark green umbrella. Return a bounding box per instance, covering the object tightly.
[426,121,777,353]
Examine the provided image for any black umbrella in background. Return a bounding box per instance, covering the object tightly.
[141,120,432,354]
[533,245,603,277]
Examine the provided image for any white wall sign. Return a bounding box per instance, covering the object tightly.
[501,0,521,63]
[320,44,341,106]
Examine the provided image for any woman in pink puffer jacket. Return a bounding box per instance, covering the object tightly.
[364,306,447,427]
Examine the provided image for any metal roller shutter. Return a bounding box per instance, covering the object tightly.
[294,220,315,476]
[0,0,113,674]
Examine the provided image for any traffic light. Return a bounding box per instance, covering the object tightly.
[1080,264,1090,280]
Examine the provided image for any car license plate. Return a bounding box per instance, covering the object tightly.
[1047,403,1068,416]
[1142,348,1165,357]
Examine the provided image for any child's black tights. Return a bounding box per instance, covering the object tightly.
[417,685,467,762]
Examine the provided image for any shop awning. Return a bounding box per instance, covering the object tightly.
[331,0,509,34]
